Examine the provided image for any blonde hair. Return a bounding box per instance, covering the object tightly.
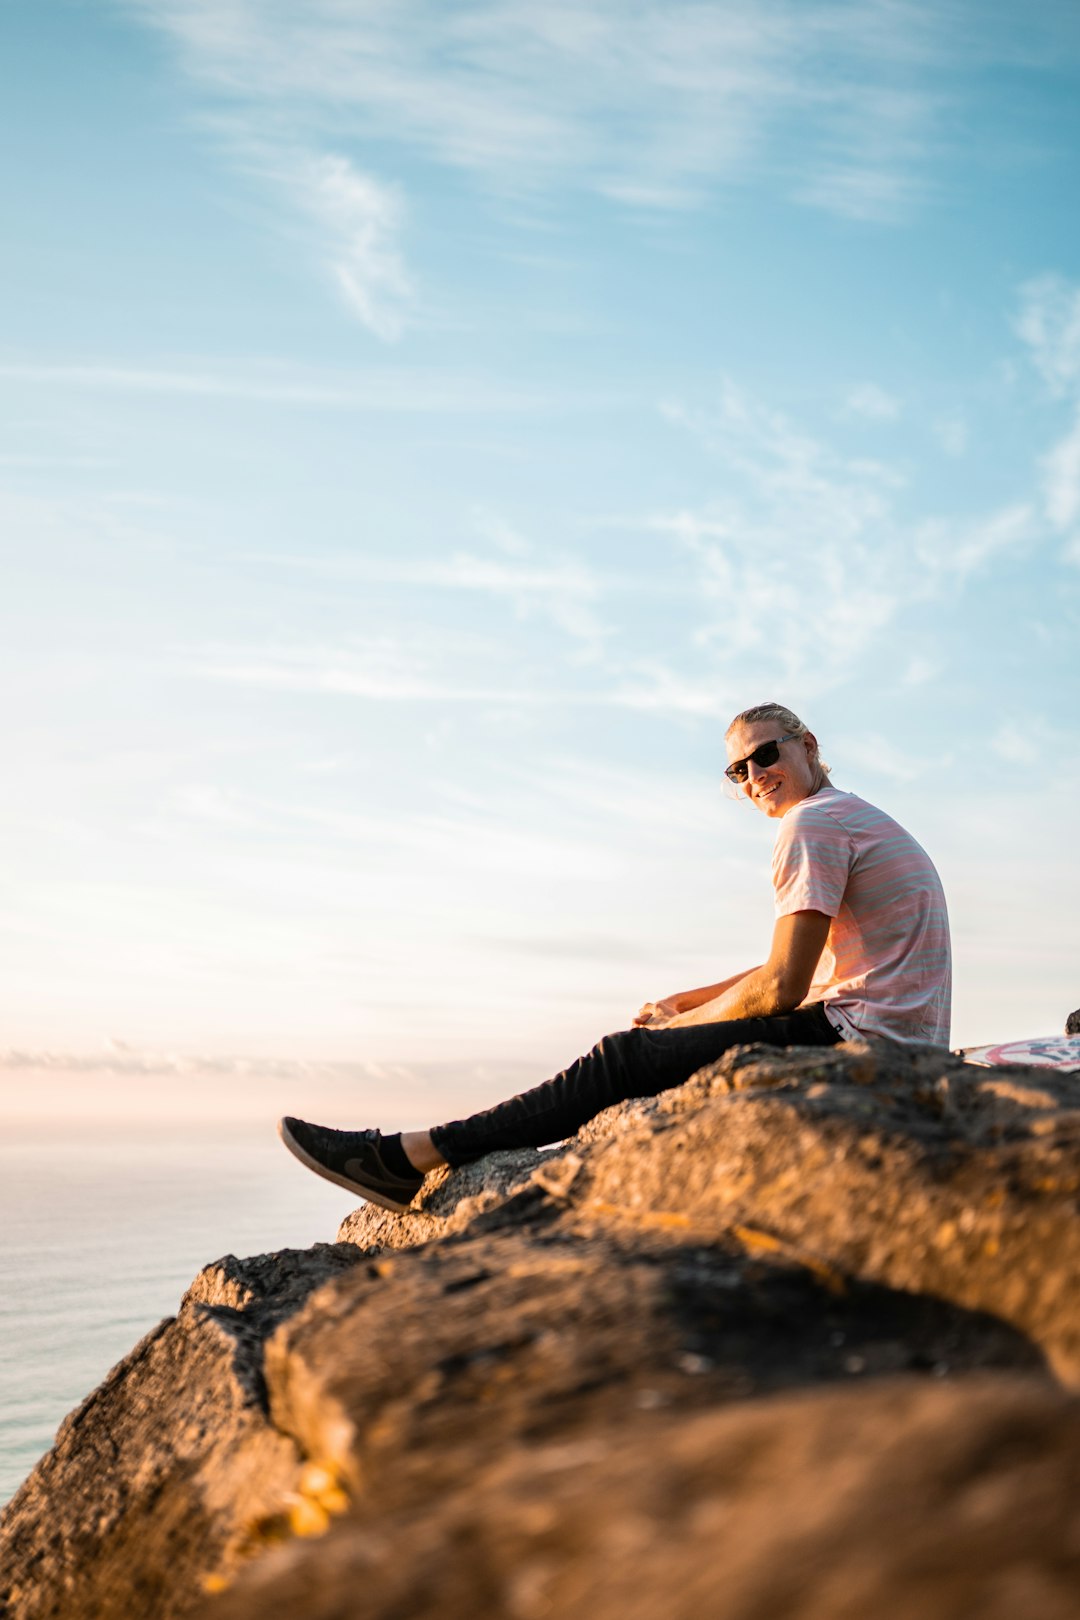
[725,702,831,778]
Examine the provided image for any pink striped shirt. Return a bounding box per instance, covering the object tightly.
[771,784,952,1047]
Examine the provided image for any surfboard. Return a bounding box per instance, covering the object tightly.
[962,1036,1080,1072]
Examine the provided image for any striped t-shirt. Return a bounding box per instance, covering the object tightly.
[771,784,952,1047]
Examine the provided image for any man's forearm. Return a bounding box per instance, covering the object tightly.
[668,968,757,1012]
[665,964,797,1026]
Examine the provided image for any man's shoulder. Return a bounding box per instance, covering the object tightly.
[777,786,914,858]
[774,786,857,855]
[793,785,902,828]
[784,785,862,829]
[788,788,939,872]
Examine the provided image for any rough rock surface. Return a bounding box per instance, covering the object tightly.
[3,1038,1080,1619]
[0,1246,365,1620]
[189,1377,1080,1620]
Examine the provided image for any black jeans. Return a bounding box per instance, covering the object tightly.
[430,1002,841,1166]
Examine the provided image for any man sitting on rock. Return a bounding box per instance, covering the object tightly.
[279,701,953,1213]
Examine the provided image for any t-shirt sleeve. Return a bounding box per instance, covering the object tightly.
[771,808,853,919]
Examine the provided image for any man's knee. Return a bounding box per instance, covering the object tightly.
[595,1027,641,1056]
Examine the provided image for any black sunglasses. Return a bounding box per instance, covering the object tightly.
[725,732,799,784]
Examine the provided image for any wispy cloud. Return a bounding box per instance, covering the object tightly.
[900,655,942,687]
[914,503,1037,577]
[1016,274,1080,396]
[604,661,737,719]
[933,415,968,457]
[650,372,1054,695]
[0,1042,512,1122]
[1042,407,1080,533]
[0,1039,347,1082]
[990,718,1080,772]
[652,381,905,692]
[294,152,411,339]
[1016,276,1080,549]
[129,0,966,226]
[840,734,927,782]
[0,359,580,413]
[991,721,1037,766]
[843,382,901,421]
[258,518,613,659]
[194,638,538,704]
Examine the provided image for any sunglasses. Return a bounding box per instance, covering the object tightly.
[725,732,799,784]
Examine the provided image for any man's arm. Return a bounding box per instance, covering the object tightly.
[662,910,831,1027]
[634,967,758,1027]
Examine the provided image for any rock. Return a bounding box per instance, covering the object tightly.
[4,1039,1080,1619]
[0,1246,365,1620]
[1066,1007,1080,1035]
[192,1375,1080,1620]
[342,1038,1080,1381]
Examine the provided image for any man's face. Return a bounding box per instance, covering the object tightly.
[725,720,819,819]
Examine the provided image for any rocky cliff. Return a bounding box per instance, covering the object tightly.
[3,1037,1080,1619]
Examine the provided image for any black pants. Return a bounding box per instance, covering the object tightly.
[430,1002,841,1166]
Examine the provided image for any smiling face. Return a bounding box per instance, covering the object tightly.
[725,720,822,819]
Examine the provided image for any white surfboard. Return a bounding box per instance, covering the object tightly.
[962,1036,1080,1072]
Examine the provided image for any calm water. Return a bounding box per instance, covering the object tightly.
[0,1123,362,1507]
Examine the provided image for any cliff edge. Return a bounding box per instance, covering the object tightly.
[3,1038,1080,1619]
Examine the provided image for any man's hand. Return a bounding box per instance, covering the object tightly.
[633,997,682,1028]
[632,968,759,1030]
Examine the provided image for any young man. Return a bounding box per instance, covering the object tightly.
[279,702,952,1212]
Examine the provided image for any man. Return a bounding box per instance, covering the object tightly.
[280,702,952,1212]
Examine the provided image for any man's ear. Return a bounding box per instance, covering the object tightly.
[802,731,818,761]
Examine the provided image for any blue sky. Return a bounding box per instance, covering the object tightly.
[2,0,1079,1124]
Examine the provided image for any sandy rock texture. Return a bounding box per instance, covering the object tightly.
[3,1038,1080,1619]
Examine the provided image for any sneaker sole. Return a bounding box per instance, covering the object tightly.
[277,1118,419,1214]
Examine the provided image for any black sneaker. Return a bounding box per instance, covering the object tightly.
[278,1117,425,1212]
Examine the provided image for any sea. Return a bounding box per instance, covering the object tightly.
[0,1122,362,1507]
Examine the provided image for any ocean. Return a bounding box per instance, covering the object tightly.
[0,1122,361,1507]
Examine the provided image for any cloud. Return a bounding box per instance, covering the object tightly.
[0,1042,513,1122]
[295,152,411,339]
[841,734,926,782]
[933,415,968,457]
[605,661,736,719]
[0,1040,343,1082]
[409,550,611,655]
[900,655,942,687]
[0,360,567,413]
[473,509,533,558]
[1041,405,1080,532]
[0,452,109,470]
[194,638,535,704]
[844,382,901,420]
[1011,277,1080,545]
[1013,278,1080,541]
[991,722,1037,766]
[990,718,1080,773]
[253,517,614,659]
[650,373,1056,697]
[1016,274,1080,396]
[128,0,961,225]
[174,785,258,826]
[651,382,906,692]
[914,503,1037,578]
[795,162,927,226]
[502,754,729,839]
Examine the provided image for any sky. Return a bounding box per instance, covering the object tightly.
[1,0,1079,1126]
